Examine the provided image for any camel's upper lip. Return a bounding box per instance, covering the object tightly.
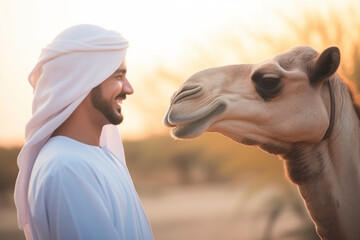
[164,84,203,127]
[172,85,203,104]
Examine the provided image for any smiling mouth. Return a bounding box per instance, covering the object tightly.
[115,93,126,105]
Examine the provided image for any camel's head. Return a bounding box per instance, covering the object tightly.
[164,46,340,154]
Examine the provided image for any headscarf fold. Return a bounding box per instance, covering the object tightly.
[14,24,129,239]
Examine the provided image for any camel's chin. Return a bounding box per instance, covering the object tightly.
[171,122,208,139]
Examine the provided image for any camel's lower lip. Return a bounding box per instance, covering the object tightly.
[168,100,227,138]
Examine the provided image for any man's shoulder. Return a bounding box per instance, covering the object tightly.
[29,137,106,200]
[35,136,97,171]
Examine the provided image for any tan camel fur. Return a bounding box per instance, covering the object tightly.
[164,46,360,240]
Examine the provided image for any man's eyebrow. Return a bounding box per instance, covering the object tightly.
[113,68,127,74]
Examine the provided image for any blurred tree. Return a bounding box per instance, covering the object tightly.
[171,150,201,184]
[133,1,360,136]
[247,3,360,88]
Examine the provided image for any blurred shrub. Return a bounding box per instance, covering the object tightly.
[124,133,286,188]
[0,147,20,193]
[0,134,286,194]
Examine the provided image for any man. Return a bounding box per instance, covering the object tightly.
[14,24,153,240]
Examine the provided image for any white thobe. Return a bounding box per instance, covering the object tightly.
[28,136,153,240]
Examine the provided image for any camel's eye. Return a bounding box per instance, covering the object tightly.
[252,72,283,101]
[260,77,280,90]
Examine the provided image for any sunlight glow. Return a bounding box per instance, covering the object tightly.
[0,0,358,146]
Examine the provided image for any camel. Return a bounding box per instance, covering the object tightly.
[163,46,360,240]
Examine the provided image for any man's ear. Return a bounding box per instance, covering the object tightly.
[309,46,340,85]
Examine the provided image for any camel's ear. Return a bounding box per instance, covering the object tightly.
[309,46,340,85]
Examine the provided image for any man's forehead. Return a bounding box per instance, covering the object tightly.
[120,61,126,68]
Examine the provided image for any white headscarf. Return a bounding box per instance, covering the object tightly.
[14,24,129,238]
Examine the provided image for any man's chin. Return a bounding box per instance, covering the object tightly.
[102,111,123,125]
[111,114,123,125]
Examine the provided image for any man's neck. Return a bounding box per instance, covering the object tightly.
[52,96,105,146]
[52,122,102,146]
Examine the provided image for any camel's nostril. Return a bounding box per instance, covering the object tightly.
[173,85,202,104]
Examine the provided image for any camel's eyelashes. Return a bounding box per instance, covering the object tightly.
[251,72,283,101]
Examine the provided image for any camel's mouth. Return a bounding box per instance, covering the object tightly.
[164,99,227,139]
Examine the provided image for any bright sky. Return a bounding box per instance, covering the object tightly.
[0,0,356,147]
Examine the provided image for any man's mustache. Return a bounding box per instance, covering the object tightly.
[116,93,126,100]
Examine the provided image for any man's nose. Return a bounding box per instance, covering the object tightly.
[123,77,134,95]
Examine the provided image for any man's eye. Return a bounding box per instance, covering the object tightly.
[115,75,123,81]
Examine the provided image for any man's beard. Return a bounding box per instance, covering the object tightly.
[90,85,123,125]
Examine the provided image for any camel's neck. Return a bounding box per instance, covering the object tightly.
[282,78,360,240]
